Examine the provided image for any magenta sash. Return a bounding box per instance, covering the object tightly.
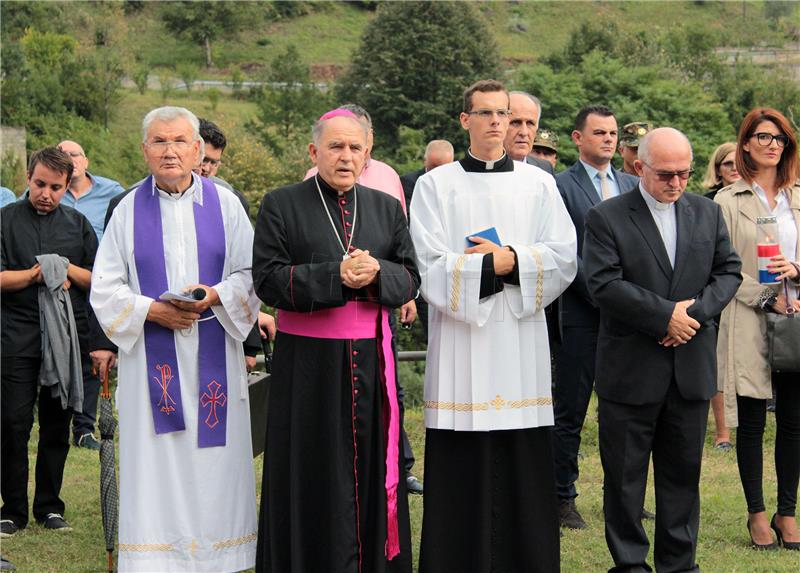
[278,302,401,560]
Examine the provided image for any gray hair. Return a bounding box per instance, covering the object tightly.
[338,103,372,128]
[637,127,693,164]
[311,115,369,146]
[424,139,454,160]
[142,106,202,142]
[510,90,542,123]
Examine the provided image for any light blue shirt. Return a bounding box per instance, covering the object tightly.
[0,186,16,208]
[60,172,125,242]
[639,184,677,268]
[580,160,621,200]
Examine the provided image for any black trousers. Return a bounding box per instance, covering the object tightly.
[70,356,99,440]
[1,356,73,528]
[389,311,416,474]
[553,325,597,501]
[600,383,708,573]
[736,373,800,516]
[420,427,560,573]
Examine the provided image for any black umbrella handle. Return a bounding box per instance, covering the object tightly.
[261,336,273,374]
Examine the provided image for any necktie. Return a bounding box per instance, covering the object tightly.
[599,171,611,200]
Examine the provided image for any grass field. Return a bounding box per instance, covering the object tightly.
[2,393,799,572]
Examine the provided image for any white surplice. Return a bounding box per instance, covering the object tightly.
[91,175,259,573]
[410,160,577,431]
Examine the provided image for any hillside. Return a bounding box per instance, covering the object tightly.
[104,1,798,80]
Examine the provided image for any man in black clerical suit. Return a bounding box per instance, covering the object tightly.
[253,110,418,573]
[553,105,639,529]
[583,128,741,573]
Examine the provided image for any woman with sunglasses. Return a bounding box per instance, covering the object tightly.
[714,108,800,551]
[702,142,741,453]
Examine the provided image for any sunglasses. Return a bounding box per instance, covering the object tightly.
[641,161,693,182]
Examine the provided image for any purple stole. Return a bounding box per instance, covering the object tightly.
[133,175,229,448]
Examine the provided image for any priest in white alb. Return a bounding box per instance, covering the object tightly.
[90,106,259,573]
[410,80,577,573]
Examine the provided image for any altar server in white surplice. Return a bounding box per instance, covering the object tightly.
[411,80,576,573]
[90,106,259,573]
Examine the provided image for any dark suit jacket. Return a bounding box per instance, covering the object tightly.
[524,155,554,175]
[583,189,742,405]
[399,168,425,215]
[556,161,639,328]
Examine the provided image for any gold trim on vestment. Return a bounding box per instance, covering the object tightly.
[106,302,135,337]
[530,247,544,311]
[240,296,253,323]
[212,532,257,550]
[426,394,552,412]
[424,400,489,412]
[450,255,467,312]
[119,543,174,552]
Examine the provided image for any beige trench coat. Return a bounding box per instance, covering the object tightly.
[714,179,800,427]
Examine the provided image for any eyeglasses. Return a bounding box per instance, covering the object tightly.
[641,161,693,181]
[751,132,789,148]
[146,140,194,154]
[719,161,736,169]
[202,157,222,167]
[468,109,510,119]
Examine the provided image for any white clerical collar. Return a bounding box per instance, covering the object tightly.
[468,148,507,170]
[153,173,203,204]
[639,183,673,211]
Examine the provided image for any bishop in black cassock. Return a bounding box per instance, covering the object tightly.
[252,111,418,573]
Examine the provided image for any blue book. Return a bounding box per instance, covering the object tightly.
[466,227,502,248]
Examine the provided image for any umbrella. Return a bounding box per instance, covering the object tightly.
[98,366,118,573]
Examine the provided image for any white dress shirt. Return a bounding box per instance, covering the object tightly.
[639,184,677,268]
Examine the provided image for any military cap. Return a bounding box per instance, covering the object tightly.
[620,122,654,147]
[532,129,559,152]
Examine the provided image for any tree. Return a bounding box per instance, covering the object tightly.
[248,45,332,157]
[161,1,245,68]
[513,53,733,193]
[336,1,499,153]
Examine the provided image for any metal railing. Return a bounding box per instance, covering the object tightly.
[255,349,426,366]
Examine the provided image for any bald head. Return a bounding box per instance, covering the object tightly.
[635,127,694,204]
[424,140,454,171]
[637,127,693,165]
[57,140,88,181]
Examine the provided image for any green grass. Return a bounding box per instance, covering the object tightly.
[99,1,792,79]
[3,395,800,572]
